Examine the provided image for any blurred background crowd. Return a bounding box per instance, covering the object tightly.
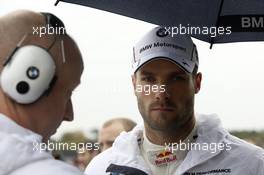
[51,117,136,171]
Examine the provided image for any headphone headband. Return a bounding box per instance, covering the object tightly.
[40,12,66,34]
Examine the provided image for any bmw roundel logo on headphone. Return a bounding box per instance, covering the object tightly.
[27,66,40,80]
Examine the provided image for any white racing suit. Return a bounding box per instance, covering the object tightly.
[85,114,264,175]
[0,114,84,175]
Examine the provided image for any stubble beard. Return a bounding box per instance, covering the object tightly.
[138,96,195,133]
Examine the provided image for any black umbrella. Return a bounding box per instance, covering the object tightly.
[55,0,264,48]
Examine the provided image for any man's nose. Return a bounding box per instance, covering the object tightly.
[154,84,170,101]
[64,99,74,121]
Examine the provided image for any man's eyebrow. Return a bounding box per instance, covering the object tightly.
[169,71,187,76]
[140,70,155,76]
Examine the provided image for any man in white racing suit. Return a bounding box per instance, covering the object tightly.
[85,27,264,175]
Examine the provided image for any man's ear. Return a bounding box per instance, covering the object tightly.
[194,72,202,94]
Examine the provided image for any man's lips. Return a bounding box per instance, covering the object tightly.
[151,107,175,111]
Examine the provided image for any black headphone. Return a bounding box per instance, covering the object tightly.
[0,13,66,104]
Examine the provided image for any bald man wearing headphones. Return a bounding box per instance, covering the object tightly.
[0,10,84,175]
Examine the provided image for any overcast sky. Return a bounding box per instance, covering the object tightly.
[1,0,264,139]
